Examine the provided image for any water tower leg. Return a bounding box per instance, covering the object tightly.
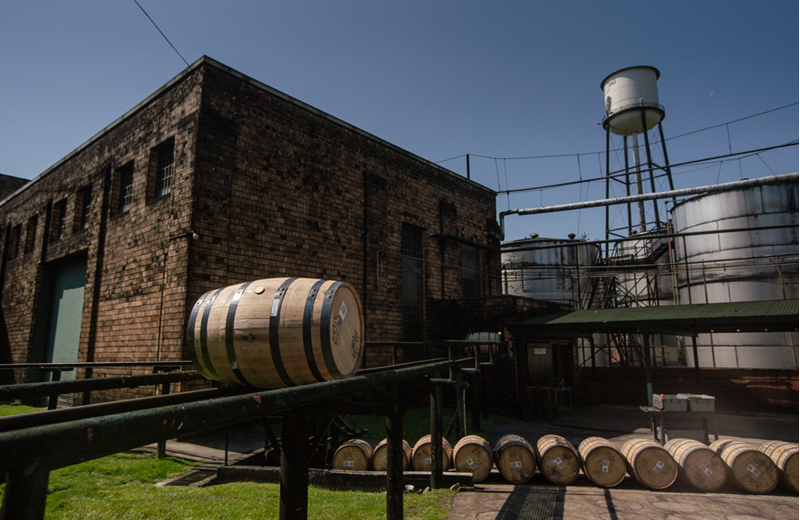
[640,110,660,227]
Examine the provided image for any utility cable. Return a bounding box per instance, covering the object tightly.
[133,0,190,67]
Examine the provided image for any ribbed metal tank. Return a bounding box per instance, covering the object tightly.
[501,237,600,308]
[671,183,799,369]
[616,231,675,307]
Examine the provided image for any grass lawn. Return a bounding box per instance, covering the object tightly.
[0,403,457,520]
[0,451,455,520]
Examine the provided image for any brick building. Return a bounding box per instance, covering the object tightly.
[0,57,500,397]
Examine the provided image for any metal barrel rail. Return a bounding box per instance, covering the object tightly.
[0,357,476,520]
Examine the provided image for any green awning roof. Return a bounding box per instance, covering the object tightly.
[508,299,799,338]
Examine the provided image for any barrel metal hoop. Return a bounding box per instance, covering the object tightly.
[302,280,328,383]
[187,290,215,380]
[225,281,254,386]
[199,289,225,381]
[319,281,344,380]
[269,278,298,387]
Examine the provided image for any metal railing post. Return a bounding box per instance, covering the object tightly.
[429,382,443,490]
[386,382,404,520]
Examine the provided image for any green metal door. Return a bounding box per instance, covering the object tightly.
[44,257,86,382]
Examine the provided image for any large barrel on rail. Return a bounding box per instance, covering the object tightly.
[758,440,799,492]
[187,278,364,388]
[665,438,727,492]
[710,439,779,494]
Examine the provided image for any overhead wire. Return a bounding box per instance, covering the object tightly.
[133,0,190,67]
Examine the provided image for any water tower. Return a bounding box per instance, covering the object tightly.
[601,66,676,242]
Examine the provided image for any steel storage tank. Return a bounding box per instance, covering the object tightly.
[501,237,600,308]
[601,66,664,137]
[671,183,799,369]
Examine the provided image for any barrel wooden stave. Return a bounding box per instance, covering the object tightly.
[621,439,678,490]
[188,278,363,389]
[665,438,727,492]
[453,435,494,483]
[494,434,537,484]
[711,439,779,494]
[578,437,627,488]
[411,435,453,472]
[372,439,412,471]
[332,439,373,471]
[759,441,799,492]
[535,434,580,486]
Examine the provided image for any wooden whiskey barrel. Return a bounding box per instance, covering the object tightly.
[665,438,727,492]
[758,441,799,492]
[535,434,580,485]
[620,439,678,490]
[332,439,373,471]
[494,434,537,484]
[411,435,453,472]
[578,437,626,488]
[187,278,363,388]
[372,439,412,471]
[453,435,494,483]
[710,439,779,494]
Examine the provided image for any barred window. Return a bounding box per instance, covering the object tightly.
[7,225,21,260]
[462,244,481,298]
[153,138,175,198]
[402,223,424,344]
[51,199,67,242]
[24,216,37,254]
[75,185,92,231]
[116,162,134,215]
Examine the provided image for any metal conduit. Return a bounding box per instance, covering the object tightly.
[499,173,798,239]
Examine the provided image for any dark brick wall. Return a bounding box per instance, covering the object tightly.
[188,62,500,367]
[0,58,499,398]
[0,69,203,398]
[0,174,28,202]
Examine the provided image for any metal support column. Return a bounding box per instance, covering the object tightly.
[456,370,467,439]
[643,334,653,407]
[157,380,171,459]
[1,467,50,520]
[280,409,312,520]
[429,382,443,490]
[386,382,404,520]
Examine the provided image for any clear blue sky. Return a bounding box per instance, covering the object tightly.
[1,1,797,243]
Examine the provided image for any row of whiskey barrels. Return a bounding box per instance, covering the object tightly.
[332,434,798,493]
[332,435,494,482]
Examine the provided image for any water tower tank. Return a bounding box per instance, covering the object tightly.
[601,66,664,136]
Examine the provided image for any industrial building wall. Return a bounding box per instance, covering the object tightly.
[0,69,202,399]
[188,60,500,367]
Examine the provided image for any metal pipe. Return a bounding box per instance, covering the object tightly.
[499,173,798,238]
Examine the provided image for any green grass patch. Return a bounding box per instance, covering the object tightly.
[1,452,454,520]
[0,404,44,416]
